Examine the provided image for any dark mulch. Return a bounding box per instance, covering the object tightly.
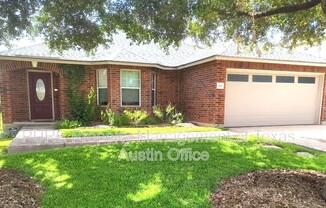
[211,169,326,208]
[0,169,44,208]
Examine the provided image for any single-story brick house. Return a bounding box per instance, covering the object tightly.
[0,35,326,130]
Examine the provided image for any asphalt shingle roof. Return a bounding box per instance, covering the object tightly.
[0,34,325,68]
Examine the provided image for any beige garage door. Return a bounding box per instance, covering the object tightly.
[224,69,324,127]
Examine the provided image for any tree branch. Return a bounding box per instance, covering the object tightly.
[237,0,322,18]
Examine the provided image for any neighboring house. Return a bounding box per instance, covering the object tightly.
[0,34,326,130]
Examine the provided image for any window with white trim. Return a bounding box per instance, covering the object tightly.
[151,72,157,106]
[121,70,141,106]
[96,69,108,106]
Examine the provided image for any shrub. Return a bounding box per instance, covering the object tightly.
[165,103,176,123]
[68,87,96,126]
[140,117,158,125]
[56,120,82,129]
[101,108,115,126]
[101,108,130,126]
[171,112,184,124]
[153,103,184,124]
[152,105,164,122]
[113,114,130,127]
[124,110,148,125]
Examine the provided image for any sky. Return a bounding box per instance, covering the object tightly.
[0,36,325,58]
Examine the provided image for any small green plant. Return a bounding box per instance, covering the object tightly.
[140,117,158,125]
[113,114,130,127]
[153,105,164,122]
[153,103,184,124]
[171,112,184,124]
[101,107,130,126]
[56,120,82,129]
[124,110,148,125]
[165,103,175,122]
[101,108,116,126]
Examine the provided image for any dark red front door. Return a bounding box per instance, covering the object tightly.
[28,72,53,120]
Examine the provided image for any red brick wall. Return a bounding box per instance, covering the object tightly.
[180,61,225,124]
[155,69,180,107]
[0,62,13,123]
[9,69,29,121]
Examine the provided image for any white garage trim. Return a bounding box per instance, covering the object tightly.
[224,68,325,127]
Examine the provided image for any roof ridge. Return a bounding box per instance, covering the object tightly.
[294,49,326,61]
[93,46,123,61]
[219,41,236,55]
[121,45,156,63]
[0,42,44,53]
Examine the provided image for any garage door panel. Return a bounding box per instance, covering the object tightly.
[226,114,316,127]
[225,70,322,127]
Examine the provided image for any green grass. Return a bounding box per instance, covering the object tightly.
[60,126,224,137]
[0,137,325,207]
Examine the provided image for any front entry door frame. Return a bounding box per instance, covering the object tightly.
[27,70,55,121]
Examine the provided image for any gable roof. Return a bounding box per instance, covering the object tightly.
[0,34,325,69]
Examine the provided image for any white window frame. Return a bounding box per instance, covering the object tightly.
[151,72,157,106]
[96,69,108,106]
[120,69,141,107]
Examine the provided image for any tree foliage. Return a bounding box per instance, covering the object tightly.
[1,0,325,51]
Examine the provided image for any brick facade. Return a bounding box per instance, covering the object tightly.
[1,59,326,128]
[0,62,181,127]
[180,61,225,124]
[0,61,66,123]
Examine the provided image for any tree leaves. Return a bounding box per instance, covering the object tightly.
[0,0,325,52]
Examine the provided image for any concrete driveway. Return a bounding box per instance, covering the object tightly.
[230,125,326,152]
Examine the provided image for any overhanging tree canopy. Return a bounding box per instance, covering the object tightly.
[0,0,325,52]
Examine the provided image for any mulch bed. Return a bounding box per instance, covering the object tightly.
[0,169,44,208]
[211,169,326,208]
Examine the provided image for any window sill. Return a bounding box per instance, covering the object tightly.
[121,105,141,108]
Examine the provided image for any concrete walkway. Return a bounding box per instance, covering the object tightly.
[7,125,326,154]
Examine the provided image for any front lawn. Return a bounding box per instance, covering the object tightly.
[0,137,325,207]
[60,126,224,137]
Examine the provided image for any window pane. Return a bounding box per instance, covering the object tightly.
[151,90,156,106]
[151,73,156,106]
[97,69,107,88]
[252,75,272,83]
[121,70,140,88]
[227,74,249,82]
[122,89,139,106]
[35,79,46,101]
[152,73,156,90]
[98,88,108,106]
[276,76,294,83]
[298,77,315,84]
